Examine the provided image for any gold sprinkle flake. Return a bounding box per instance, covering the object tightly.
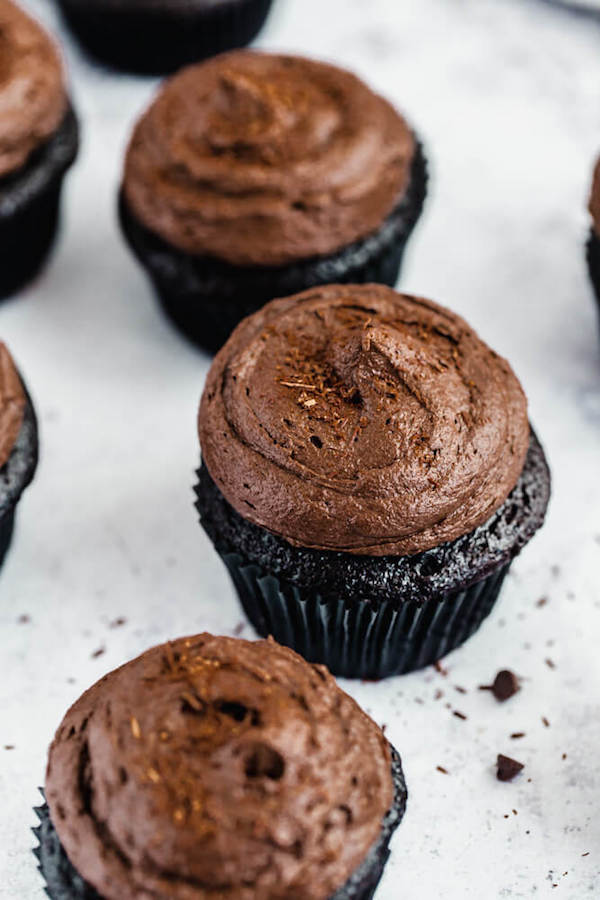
[303,398,317,409]
[173,809,185,824]
[130,717,141,739]
[147,768,161,783]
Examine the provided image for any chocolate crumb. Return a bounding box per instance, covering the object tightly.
[434,689,444,700]
[497,754,524,782]
[542,717,550,728]
[536,596,548,607]
[545,658,556,669]
[453,710,467,721]
[582,852,590,857]
[17,614,30,624]
[91,646,105,659]
[233,622,246,636]
[434,660,448,677]
[488,670,520,702]
[511,732,526,739]
[562,753,567,760]
[109,617,127,629]
[4,745,14,750]
[512,809,518,815]
[454,686,467,694]
[436,766,449,774]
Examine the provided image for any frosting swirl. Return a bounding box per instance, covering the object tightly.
[46,633,392,900]
[199,285,530,556]
[122,51,415,267]
[0,342,24,466]
[0,0,67,179]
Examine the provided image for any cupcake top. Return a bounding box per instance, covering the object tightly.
[199,284,530,557]
[122,51,415,267]
[46,633,393,900]
[0,0,67,179]
[0,342,25,465]
[589,157,600,236]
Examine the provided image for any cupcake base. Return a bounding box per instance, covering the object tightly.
[56,0,274,75]
[0,387,38,570]
[0,107,79,300]
[119,140,427,354]
[33,746,407,900]
[196,431,551,678]
[586,229,600,316]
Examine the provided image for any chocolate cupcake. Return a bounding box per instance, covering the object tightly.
[0,342,38,567]
[196,284,551,679]
[55,0,274,75]
[120,51,427,353]
[587,156,600,315]
[36,633,407,899]
[0,0,79,299]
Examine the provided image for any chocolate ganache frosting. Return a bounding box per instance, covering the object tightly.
[0,0,67,179]
[0,342,25,465]
[45,633,393,900]
[122,51,415,267]
[199,284,530,556]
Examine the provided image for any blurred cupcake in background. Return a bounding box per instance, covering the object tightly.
[120,51,427,353]
[587,156,600,317]
[54,0,275,74]
[0,342,38,569]
[36,633,407,899]
[196,284,551,679]
[0,0,78,299]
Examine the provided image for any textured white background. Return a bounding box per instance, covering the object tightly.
[1,0,600,897]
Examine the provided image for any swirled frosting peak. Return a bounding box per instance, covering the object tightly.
[46,633,392,900]
[199,285,530,556]
[0,0,66,178]
[123,51,415,266]
[0,342,24,465]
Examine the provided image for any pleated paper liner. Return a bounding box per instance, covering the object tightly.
[223,550,510,679]
[33,748,406,900]
[56,0,274,75]
[119,139,428,354]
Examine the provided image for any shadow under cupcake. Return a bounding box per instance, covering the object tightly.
[119,51,427,354]
[35,633,406,899]
[196,284,551,679]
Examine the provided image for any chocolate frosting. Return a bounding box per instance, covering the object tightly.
[122,51,415,267]
[589,157,600,237]
[0,0,67,179]
[199,284,530,556]
[0,342,25,466]
[46,633,393,900]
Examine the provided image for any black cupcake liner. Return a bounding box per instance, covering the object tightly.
[56,0,274,75]
[33,746,406,900]
[220,550,510,679]
[586,229,600,317]
[0,107,79,300]
[119,139,428,354]
[538,0,600,19]
[196,431,551,679]
[0,386,38,571]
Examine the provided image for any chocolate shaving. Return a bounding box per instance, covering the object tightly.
[497,754,524,782]
[487,669,520,702]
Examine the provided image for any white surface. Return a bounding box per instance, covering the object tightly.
[1,0,600,897]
